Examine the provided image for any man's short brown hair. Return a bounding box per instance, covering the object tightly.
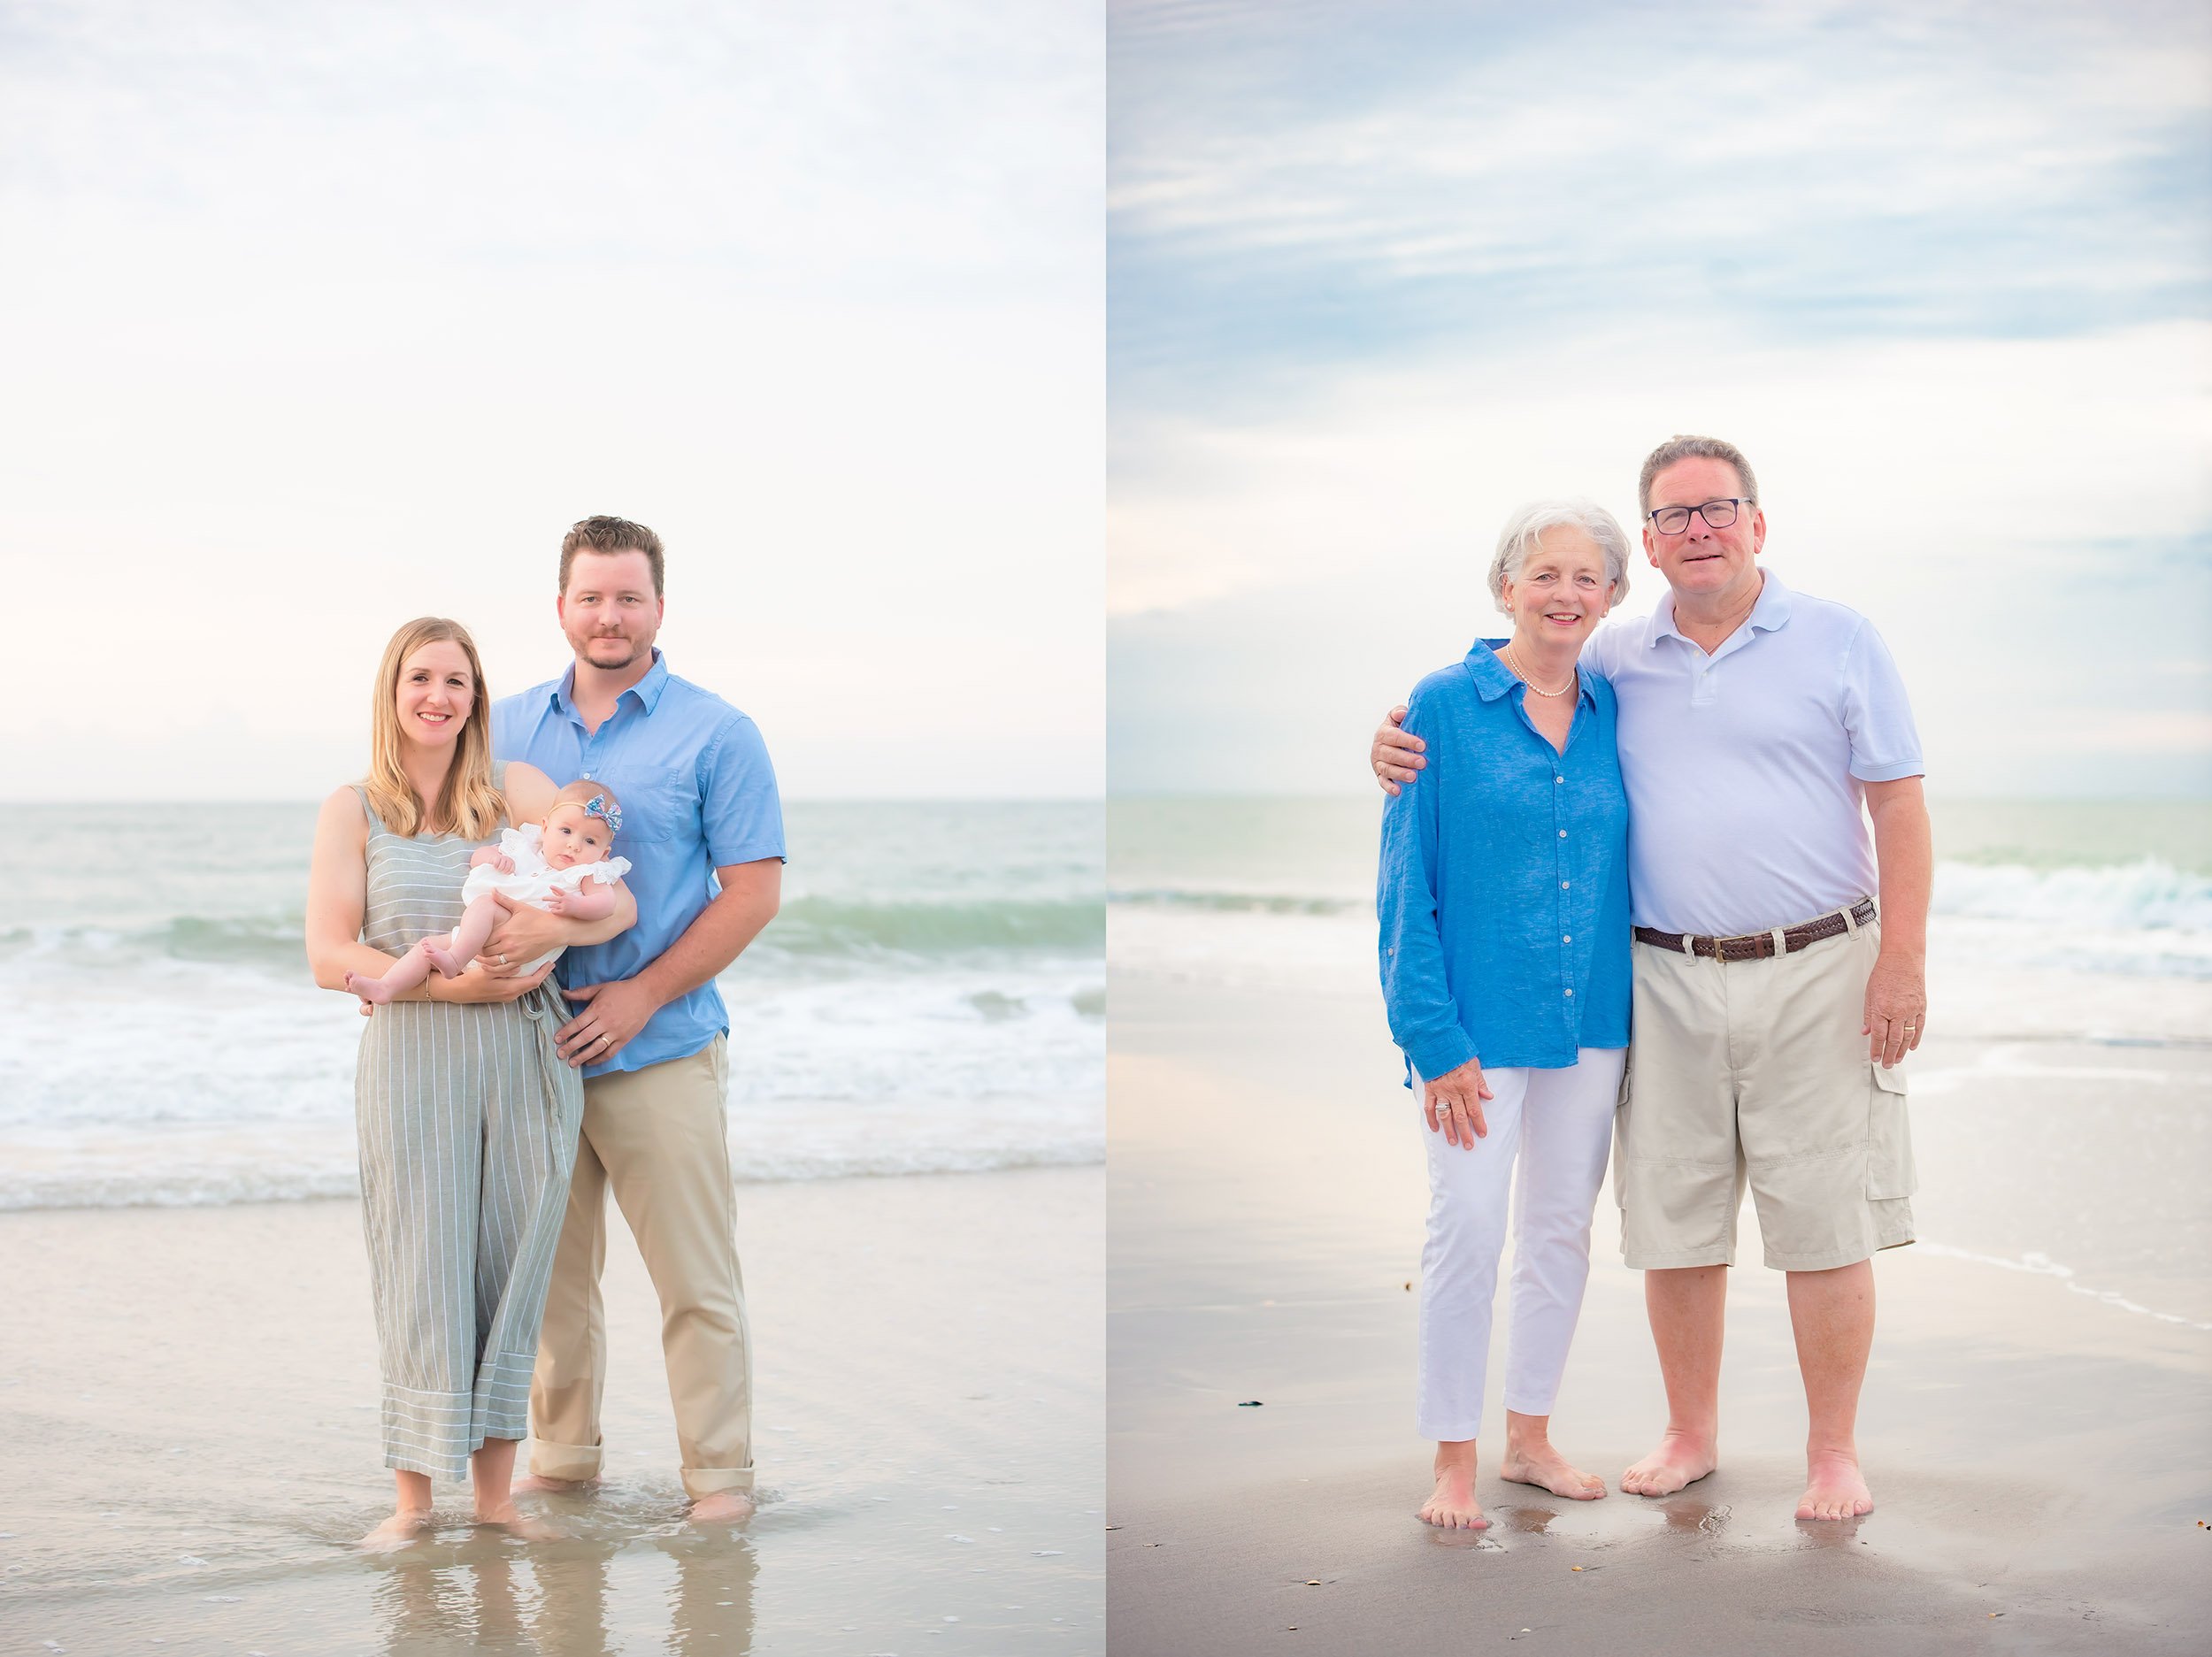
[559,516,665,596]
[1638,435,1759,518]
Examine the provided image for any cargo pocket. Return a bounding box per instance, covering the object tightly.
[1866,1062,1916,1200]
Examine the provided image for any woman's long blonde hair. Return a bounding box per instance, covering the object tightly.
[363,617,505,840]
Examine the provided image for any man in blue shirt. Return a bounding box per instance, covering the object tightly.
[485,516,785,1524]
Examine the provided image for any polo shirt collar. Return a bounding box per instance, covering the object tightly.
[552,648,672,718]
[1465,638,1596,705]
[1649,566,1793,648]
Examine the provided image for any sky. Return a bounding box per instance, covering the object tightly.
[1107,0,2212,797]
[4,0,1102,800]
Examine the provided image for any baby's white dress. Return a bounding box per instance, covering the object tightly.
[458,823,634,973]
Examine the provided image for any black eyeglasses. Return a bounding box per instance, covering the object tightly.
[1647,498,1753,535]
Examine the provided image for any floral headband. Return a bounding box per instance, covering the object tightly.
[579,792,621,839]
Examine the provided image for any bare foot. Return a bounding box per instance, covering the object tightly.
[687,1489,756,1524]
[1796,1451,1873,1521]
[510,1474,593,1497]
[475,1502,564,1541]
[345,971,395,1007]
[1417,1443,1487,1530]
[422,942,464,978]
[358,1507,433,1552]
[1621,1429,1717,1497]
[1500,1441,1607,1500]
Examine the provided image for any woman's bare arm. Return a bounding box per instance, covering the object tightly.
[305,786,400,990]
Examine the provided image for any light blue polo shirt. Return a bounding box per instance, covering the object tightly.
[1377,641,1632,1083]
[492,650,786,1079]
[1584,568,1923,938]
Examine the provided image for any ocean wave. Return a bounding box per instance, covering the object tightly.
[0,1136,1106,1212]
[1106,887,1362,917]
[757,894,1103,958]
[0,892,1105,979]
[1932,858,2212,932]
[1110,858,2212,935]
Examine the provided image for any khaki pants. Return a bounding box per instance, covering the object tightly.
[527,1036,754,1496]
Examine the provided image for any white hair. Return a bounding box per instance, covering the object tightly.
[1486,498,1632,615]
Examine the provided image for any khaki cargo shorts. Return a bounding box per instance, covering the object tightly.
[1614,914,1916,1272]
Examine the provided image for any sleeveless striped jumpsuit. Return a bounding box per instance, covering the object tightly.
[352,784,584,1482]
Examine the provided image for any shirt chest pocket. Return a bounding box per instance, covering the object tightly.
[607,763,697,845]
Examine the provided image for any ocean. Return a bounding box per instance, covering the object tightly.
[1110,795,2212,1331]
[4,801,1104,1210]
[1109,796,2212,1031]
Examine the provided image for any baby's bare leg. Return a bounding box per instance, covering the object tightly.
[424,896,506,978]
[346,939,443,1005]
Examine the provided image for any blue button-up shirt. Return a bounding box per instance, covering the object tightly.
[493,650,786,1079]
[1377,640,1632,1084]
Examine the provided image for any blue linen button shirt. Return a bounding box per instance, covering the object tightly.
[493,650,786,1080]
[1377,640,1632,1085]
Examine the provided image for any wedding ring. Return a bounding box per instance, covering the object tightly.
[498,953,509,966]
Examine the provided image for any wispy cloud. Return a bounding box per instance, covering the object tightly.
[1111,1,2212,418]
[1107,1,2212,796]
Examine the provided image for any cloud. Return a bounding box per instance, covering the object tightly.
[1110,1,2212,415]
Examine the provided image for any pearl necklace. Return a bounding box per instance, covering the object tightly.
[1501,642,1576,698]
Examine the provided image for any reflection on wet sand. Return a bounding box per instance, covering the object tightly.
[1655,1497,1730,1537]
[369,1529,758,1656]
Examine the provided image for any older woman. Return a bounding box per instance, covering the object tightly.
[306,617,636,1549]
[1377,501,1633,1530]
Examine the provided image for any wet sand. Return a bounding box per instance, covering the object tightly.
[1107,971,2212,1655]
[0,1167,1103,1654]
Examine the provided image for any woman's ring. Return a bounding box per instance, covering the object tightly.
[497,952,509,966]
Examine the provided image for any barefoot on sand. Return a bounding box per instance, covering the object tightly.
[358,1507,434,1553]
[1417,1444,1487,1530]
[1796,1452,1874,1521]
[1500,1442,1607,1500]
[687,1489,756,1524]
[1620,1431,1717,1498]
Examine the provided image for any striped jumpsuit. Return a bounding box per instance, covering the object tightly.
[352,786,584,1482]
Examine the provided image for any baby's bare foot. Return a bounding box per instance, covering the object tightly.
[1501,1441,1607,1500]
[422,943,464,978]
[1796,1451,1873,1521]
[345,971,395,1007]
[1621,1430,1717,1498]
[358,1507,433,1552]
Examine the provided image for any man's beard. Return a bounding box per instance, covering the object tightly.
[580,634,642,669]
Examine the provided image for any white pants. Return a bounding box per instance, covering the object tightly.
[1416,1048,1624,1442]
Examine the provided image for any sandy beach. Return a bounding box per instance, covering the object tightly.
[1106,970,2212,1655]
[0,1166,1103,1655]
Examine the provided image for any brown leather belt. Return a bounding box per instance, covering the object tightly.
[1633,897,1877,962]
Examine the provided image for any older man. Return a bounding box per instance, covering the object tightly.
[1371,435,1931,1521]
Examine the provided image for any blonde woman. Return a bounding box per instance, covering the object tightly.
[306,617,636,1548]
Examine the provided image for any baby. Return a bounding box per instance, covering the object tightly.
[347,780,634,1006]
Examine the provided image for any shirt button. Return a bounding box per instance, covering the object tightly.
[1564,987,1574,997]
[1555,775,1563,784]
[1560,880,1570,890]
[1563,933,1572,943]
[1558,829,1567,838]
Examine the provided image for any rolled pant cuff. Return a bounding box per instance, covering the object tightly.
[682,1464,757,1498]
[528,1438,603,1483]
